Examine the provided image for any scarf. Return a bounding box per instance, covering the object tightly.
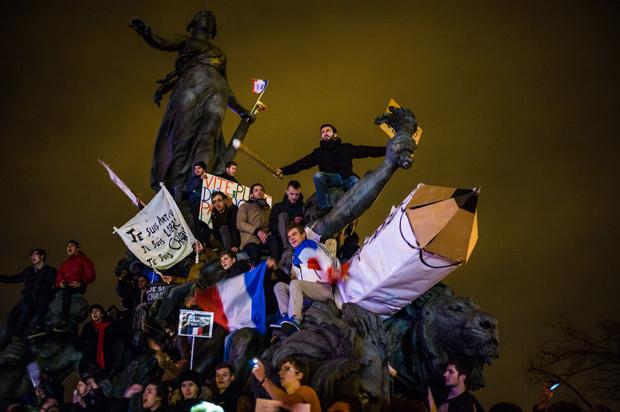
[93,321,110,370]
[247,198,269,208]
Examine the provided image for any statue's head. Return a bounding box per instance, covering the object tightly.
[187,10,217,38]
[413,285,499,390]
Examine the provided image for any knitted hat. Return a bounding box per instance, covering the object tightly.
[178,369,201,387]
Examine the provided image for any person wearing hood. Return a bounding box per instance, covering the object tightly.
[269,180,305,252]
[276,124,385,212]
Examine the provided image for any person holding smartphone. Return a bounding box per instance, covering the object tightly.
[251,357,321,412]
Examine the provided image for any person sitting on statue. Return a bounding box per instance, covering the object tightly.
[54,240,96,331]
[217,249,284,330]
[155,242,217,329]
[236,183,281,265]
[252,357,321,412]
[210,191,241,252]
[133,273,150,307]
[186,161,209,242]
[217,160,239,183]
[0,248,56,342]
[269,180,305,253]
[272,224,344,331]
[160,241,217,286]
[219,250,251,278]
[276,123,386,213]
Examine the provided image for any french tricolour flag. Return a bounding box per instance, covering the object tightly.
[252,79,268,94]
[293,239,347,284]
[195,262,267,335]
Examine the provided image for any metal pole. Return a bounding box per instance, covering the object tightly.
[190,336,195,370]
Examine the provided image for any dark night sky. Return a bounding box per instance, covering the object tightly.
[1,0,618,408]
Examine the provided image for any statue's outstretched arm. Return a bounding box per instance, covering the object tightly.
[129,18,185,51]
[309,107,417,239]
[227,93,253,120]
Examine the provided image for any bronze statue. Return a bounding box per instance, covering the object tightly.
[259,284,499,410]
[385,283,499,399]
[130,10,253,197]
[307,106,417,239]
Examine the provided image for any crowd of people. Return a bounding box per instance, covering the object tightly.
[0,125,586,411]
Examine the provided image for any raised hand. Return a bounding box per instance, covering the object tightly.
[377,106,418,169]
[374,106,418,136]
[129,18,151,38]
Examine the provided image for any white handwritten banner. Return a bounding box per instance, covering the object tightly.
[199,174,272,227]
[114,185,197,270]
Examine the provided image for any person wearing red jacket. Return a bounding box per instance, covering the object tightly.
[54,240,96,331]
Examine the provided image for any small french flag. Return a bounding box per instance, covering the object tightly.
[252,79,268,94]
[195,261,267,334]
[293,239,347,284]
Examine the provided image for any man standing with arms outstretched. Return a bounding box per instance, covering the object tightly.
[0,248,56,342]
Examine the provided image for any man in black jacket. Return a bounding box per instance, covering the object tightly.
[78,304,125,378]
[217,160,239,183]
[269,180,304,251]
[436,358,485,412]
[276,124,385,211]
[212,362,245,412]
[219,250,251,278]
[185,161,209,243]
[211,191,241,252]
[0,248,56,342]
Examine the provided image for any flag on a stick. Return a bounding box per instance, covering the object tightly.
[113,184,197,271]
[98,159,145,209]
[252,79,268,94]
[195,262,267,334]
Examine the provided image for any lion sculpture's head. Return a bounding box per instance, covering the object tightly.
[387,283,499,398]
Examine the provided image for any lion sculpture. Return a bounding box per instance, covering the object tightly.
[254,283,499,410]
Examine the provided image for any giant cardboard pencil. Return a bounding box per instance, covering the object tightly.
[337,183,479,315]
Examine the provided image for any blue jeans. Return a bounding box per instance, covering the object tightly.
[313,172,359,209]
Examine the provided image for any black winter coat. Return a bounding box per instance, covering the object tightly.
[0,264,56,302]
[211,204,241,248]
[269,194,305,234]
[280,138,385,178]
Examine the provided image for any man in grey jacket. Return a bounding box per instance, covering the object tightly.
[236,183,280,264]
